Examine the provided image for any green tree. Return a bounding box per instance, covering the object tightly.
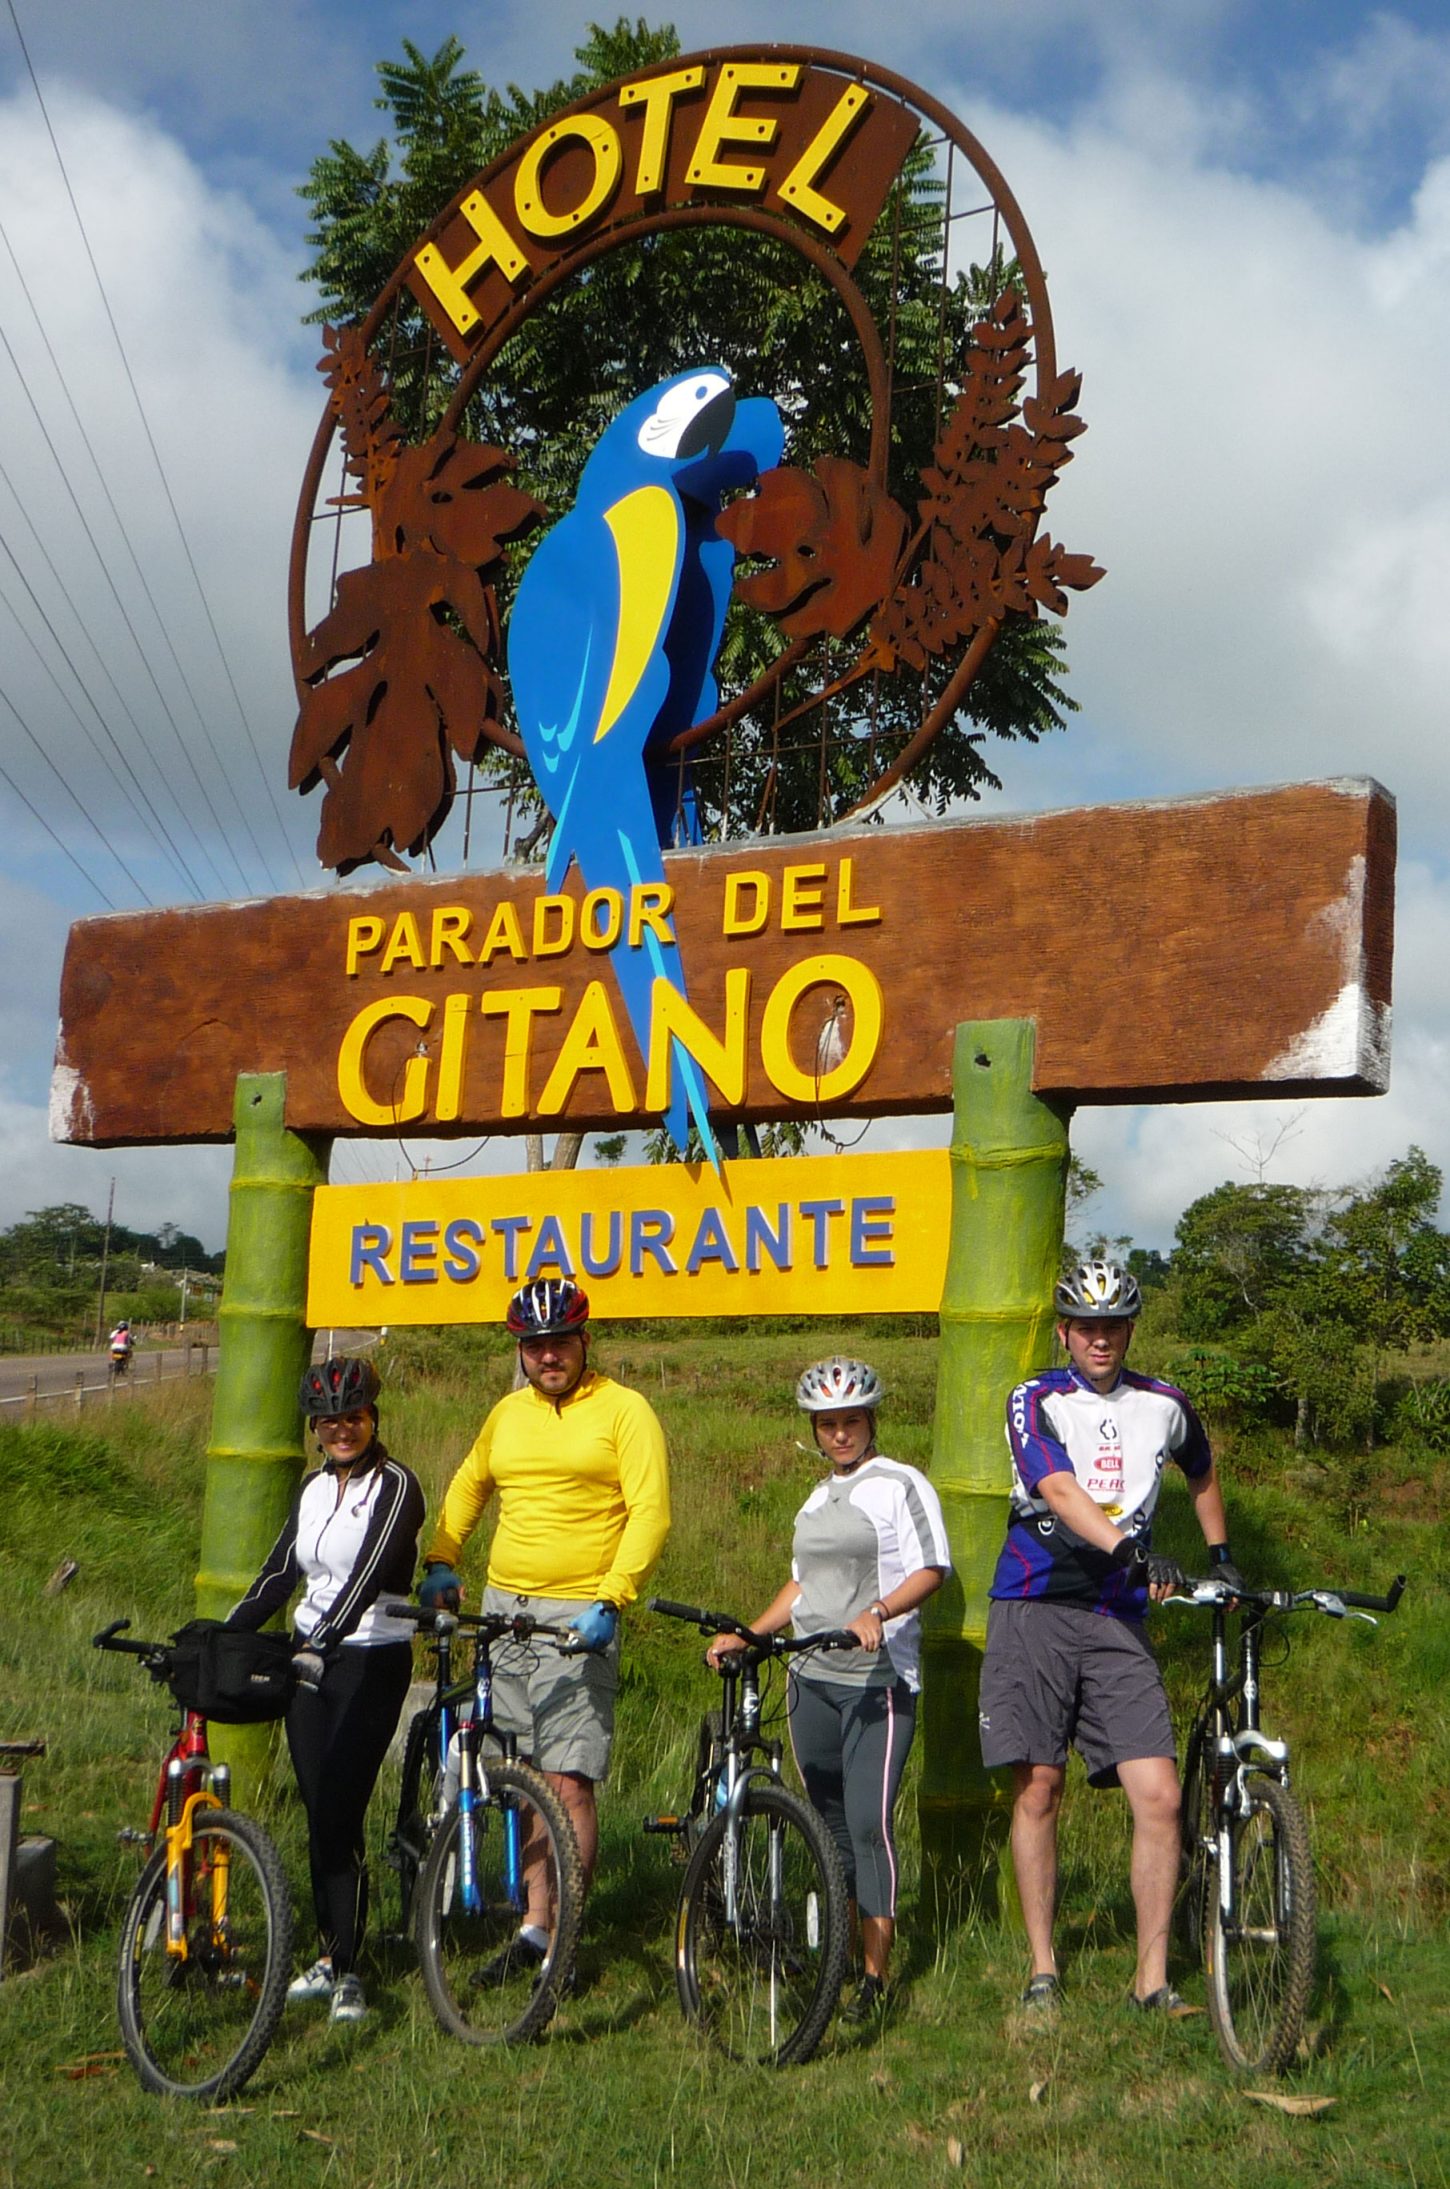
[1171,1181,1319,1339]
[1166,1153,1450,1451]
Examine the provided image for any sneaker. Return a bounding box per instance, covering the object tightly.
[287,1957,334,2002]
[470,1932,548,1990]
[1129,1985,1194,2017]
[840,1973,887,2025]
[1021,1972,1062,2012]
[328,1973,367,2024]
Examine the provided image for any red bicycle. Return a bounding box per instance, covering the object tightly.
[94,1621,293,2100]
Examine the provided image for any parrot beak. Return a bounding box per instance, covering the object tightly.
[674,384,736,461]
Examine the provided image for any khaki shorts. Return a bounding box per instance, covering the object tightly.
[978,1597,1175,1788]
[482,1587,619,1782]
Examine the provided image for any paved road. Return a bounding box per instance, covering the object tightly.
[0,1331,377,1415]
[0,1341,217,1412]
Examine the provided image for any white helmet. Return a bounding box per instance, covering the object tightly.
[796,1357,885,1413]
[1054,1260,1143,1320]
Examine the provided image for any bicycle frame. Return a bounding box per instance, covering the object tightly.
[1187,1601,1293,1931]
[707,1652,786,1928]
[399,1609,574,1923]
[1177,1573,1403,1951]
[130,1710,236,1963]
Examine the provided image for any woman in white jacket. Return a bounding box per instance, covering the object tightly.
[227,1356,423,2025]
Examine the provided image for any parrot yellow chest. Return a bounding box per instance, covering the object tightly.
[596,485,680,744]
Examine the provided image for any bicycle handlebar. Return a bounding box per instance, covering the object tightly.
[398,1601,592,1652]
[92,1619,166,1660]
[648,1597,739,1633]
[1174,1572,1407,1616]
[1335,1575,1406,1613]
[647,1598,861,1656]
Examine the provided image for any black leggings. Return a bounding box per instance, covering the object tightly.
[285,1641,412,1975]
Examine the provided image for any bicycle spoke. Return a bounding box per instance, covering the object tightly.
[415,1764,583,2045]
[117,1811,291,2100]
[676,1781,847,2066]
[1204,1776,1316,2075]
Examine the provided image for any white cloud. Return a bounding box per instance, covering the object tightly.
[0,83,318,902]
[953,98,1450,858]
[0,1083,234,1246]
[4,19,1450,1266]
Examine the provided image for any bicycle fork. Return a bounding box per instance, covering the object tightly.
[161,1770,227,1957]
[454,1716,526,1919]
[1213,1731,1290,1936]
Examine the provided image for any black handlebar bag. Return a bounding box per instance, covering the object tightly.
[164,1621,296,1723]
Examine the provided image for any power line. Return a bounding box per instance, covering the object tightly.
[0,684,126,907]
[0,320,248,897]
[0,492,210,898]
[0,561,195,899]
[0,658,155,900]
[5,0,307,893]
[0,251,268,892]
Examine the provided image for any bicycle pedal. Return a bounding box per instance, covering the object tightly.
[643,1813,686,1835]
[116,1827,149,1847]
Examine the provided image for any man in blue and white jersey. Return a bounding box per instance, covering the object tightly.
[979,1260,1243,2015]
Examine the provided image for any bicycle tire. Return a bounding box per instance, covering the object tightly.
[675,1779,848,2066]
[414,1763,583,2044]
[1178,1723,1213,1951]
[389,1704,444,1934]
[1204,1773,1316,2074]
[116,1808,292,2100]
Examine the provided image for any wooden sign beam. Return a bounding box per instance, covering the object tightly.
[51,778,1393,1148]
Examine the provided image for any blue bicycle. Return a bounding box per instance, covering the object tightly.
[389,1605,584,2045]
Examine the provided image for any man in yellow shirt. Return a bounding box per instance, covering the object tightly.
[420,1278,669,1963]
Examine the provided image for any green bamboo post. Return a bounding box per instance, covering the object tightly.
[196,1073,331,1799]
[919,1020,1070,1917]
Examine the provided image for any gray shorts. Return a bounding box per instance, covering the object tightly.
[482,1587,619,1783]
[978,1597,1175,1788]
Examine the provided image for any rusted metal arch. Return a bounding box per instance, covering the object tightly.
[287,43,1061,823]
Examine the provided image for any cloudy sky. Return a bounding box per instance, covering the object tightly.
[1,0,1446,1255]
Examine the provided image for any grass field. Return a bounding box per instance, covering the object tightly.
[1,1326,1446,2189]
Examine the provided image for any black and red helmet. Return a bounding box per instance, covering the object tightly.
[299,1355,381,1420]
[505,1278,590,1338]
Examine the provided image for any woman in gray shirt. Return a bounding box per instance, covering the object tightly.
[708,1356,950,2023]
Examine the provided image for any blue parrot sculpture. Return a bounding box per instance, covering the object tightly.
[508,367,784,1157]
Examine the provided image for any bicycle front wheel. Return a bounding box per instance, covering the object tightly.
[676,1780,848,2066]
[389,1705,444,1935]
[1204,1773,1316,2074]
[414,1763,583,2044]
[1178,1725,1213,1951]
[117,1809,292,2100]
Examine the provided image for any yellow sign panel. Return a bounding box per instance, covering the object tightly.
[307,1151,950,1326]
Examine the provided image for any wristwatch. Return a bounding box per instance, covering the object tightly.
[868,1601,890,1622]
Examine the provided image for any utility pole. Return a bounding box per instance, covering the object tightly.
[92,1178,115,1347]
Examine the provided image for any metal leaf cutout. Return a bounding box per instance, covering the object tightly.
[289,325,543,874]
[717,456,909,640]
[869,288,1104,674]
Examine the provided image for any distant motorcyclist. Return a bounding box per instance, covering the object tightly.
[108,1321,133,1377]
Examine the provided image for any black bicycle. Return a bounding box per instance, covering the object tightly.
[1171,1570,1405,2074]
[387,1604,585,2045]
[644,1598,854,2067]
